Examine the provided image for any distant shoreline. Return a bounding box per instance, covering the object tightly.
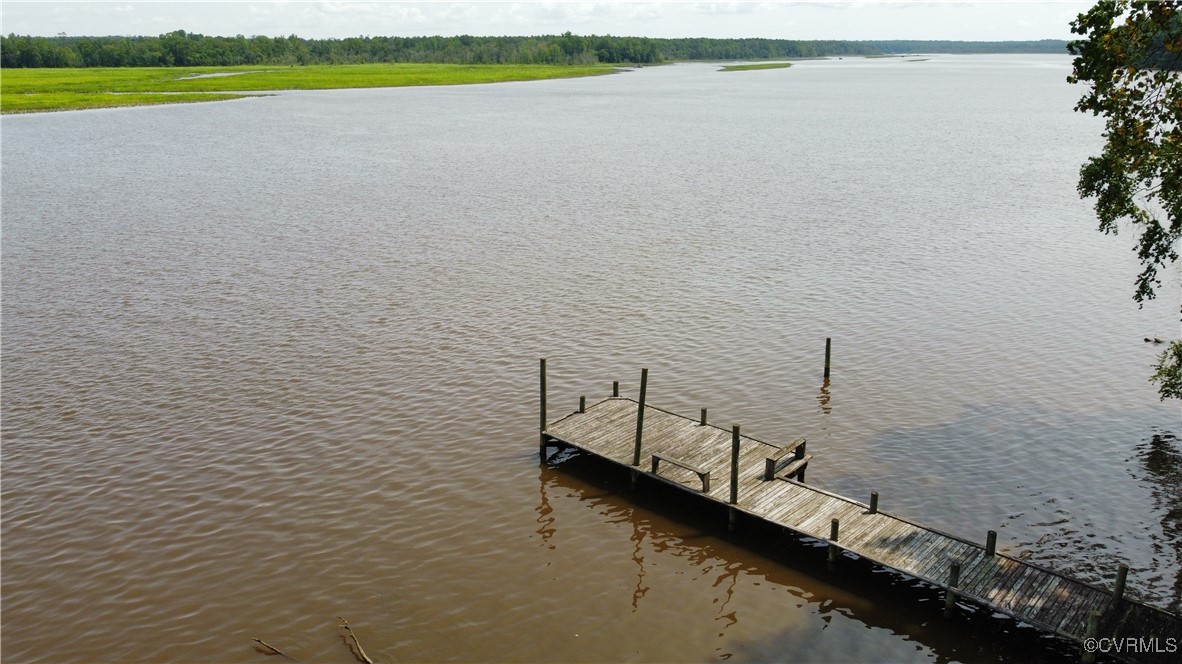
[1,31,1070,70]
[1,50,1073,114]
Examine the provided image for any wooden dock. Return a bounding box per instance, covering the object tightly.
[538,362,1182,663]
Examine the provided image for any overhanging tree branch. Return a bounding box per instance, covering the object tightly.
[1070,0,1182,400]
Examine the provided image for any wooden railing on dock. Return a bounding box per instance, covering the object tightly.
[537,361,1182,664]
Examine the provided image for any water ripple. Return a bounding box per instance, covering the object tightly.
[3,55,1178,663]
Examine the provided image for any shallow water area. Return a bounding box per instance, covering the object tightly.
[2,55,1180,662]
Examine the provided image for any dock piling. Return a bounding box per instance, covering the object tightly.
[579,396,585,413]
[1113,562,1129,609]
[613,380,619,397]
[1082,610,1101,664]
[700,408,707,426]
[824,337,832,379]
[985,530,997,557]
[729,425,740,531]
[729,426,740,504]
[539,358,547,460]
[828,518,840,572]
[869,491,879,514]
[728,425,737,529]
[944,560,962,618]
[632,368,648,467]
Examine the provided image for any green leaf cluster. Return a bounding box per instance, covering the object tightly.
[1152,340,1182,399]
[1069,0,1182,302]
[1068,0,1182,399]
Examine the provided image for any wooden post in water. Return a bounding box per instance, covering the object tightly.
[985,530,997,557]
[579,396,585,413]
[632,368,648,467]
[539,358,547,461]
[1082,610,1101,664]
[828,519,840,572]
[824,337,832,379]
[729,425,740,531]
[613,381,619,397]
[1113,562,1129,608]
[869,491,879,514]
[700,408,707,426]
[944,560,961,618]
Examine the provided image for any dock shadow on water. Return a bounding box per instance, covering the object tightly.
[816,400,1182,616]
[541,451,1081,663]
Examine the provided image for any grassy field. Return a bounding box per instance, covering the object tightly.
[718,62,793,72]
[0,63,619,113]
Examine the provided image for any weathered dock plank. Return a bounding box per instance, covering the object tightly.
[539,382,1182,662]
[1021,574,1066,622]
[843,515,899,551]
[1029,575,1070,626]
[873,527,928,568]
[927,540,975,586]
[997,565,1045,613]
[955,555,994,602]
[902,532,953,576]
[794,499,848,536]
[1012,568,1056,617]
[762,486,818,522]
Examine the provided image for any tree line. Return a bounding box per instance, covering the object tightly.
[655,38,1068,60]
[0,31,1069,68]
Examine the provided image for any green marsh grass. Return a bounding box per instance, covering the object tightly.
[3,91,258,113]
[1,63,618,113]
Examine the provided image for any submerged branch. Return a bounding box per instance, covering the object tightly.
[252,637,299,662]
[338,617,375,664]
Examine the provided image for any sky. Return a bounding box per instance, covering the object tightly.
[0,1,1094,41]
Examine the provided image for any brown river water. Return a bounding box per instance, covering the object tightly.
[2,55,1180,662]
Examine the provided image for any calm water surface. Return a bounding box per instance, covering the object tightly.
[3,55,1180,662]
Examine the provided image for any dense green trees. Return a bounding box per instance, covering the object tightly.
[653,38,1067,60]
[1068,0,1182,399]
[0,31,662,67]
[0,31,1067,69]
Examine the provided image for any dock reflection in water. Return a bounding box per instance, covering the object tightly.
[538,457,1080,663]
[1135,432,1182,614]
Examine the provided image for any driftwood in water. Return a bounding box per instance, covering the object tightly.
[252,637,298,661]
[338,617,374,664]
[252,616,374,663]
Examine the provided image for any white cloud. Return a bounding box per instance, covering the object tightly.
[693,2,763,16]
